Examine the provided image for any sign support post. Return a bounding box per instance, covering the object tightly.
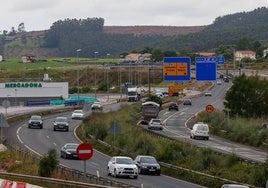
[76,142,94,174]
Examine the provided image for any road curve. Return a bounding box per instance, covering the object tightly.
[4,104,205,188]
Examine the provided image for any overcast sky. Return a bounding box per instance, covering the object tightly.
[1,0,268,32]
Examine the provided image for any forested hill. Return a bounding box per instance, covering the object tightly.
[2,7,268,58]
[159,7,268,51]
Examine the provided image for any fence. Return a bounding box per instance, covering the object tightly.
[4,144,138,188]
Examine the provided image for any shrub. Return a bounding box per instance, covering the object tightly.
[38,148,59,177]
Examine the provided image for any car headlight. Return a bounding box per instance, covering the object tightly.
[66,151,71,155]
[116,166,124,171]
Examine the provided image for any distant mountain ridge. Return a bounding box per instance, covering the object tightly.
[103,25,206,36]
[3,7,268,58]
[15,25,206,38]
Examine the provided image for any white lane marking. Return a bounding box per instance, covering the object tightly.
[24,144,42,156]
[17,126,23,144]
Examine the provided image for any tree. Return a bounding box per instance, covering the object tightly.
[214,45,234,62]
[236,37,251,50]
[38,148,59,177]
[18,22,25,33]
[151,48,164,62]
[224,74,268,118]
[164,50,177,57]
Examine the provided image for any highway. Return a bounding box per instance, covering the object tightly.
[4,105,205,188]
[147,81,268,163]
[3,78,268,187]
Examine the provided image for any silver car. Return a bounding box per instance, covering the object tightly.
[148,119,163,130]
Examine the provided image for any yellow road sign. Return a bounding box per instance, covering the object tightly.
[164,62,188,76]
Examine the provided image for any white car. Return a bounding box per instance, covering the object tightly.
[190,122,209,140]
[221,184,249,188]
[148,119,163,130]
[71,110,84,119]
[216,80,222,85]
[204,91,212,96]
[107,156,138,179]
[91,101,103,110]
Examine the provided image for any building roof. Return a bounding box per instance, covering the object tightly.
[236,50,255,54]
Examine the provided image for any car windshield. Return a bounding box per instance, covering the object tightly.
[197,125,208,131]
[56,117,67,122]
[66,144,78,149]
[152,119,161,123]
[140,157,157,163]
[74,110,83,113]
[31,116,41,120]
[116,157,133,164]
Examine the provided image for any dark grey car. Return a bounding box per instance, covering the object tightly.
[53,117,69,132]
[28,115,43,129]
[134,155,161,175]
[60,143,79,159]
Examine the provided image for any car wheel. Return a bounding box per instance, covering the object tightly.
[66,127,69,132]
[114,169,118,178]
[40,125,43,129]
[107,167,111,176]
[138,167,142,174]
[133,175,138,179]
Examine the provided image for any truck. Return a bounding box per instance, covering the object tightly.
[127,87,141,102]
[141,101,160,124]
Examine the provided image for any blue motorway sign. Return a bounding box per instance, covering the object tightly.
[195,57,217,81]
[163,57,191,81]
[217,55,225,64]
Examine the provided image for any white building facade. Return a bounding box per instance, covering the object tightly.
[0,82,68,105]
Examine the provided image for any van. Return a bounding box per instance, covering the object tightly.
[190,122,209,140]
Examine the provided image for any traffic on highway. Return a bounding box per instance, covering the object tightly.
[3,74,267,188]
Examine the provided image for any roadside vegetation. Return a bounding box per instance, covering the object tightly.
[75,103,268,188]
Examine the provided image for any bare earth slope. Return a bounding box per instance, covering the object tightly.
[103,25,206,36]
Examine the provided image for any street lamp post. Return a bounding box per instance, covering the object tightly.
[15,88,17,106]
[94,51,99,59]
[76,49,81,105]
[94,65,97,99]
[106,65,109,101]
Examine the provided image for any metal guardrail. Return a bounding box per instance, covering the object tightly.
[91,134,259,188]
[4,143,138,188]
[159,162,256,188]
[0,172,113,188]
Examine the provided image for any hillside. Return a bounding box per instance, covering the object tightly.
[12,25,206,38]
[103,25,206,36]
[2,7,268,58]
